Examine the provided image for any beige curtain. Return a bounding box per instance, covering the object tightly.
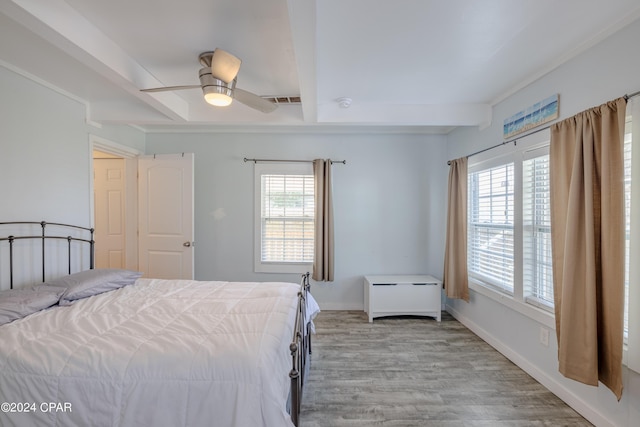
[443,157,469,301]
[549,97,627,400]
[313,159,334,281]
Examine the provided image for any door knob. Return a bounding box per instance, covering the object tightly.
[183,241,192,247]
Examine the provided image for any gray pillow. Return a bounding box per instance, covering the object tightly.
[41,269,142,305]
[0,286,65,326]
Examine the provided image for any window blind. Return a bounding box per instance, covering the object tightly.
[523,153,554,308]
[261,174,314,263]
[468,162,515,292]
[624,117,632,340]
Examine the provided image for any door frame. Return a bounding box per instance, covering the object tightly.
[89,135,142,271]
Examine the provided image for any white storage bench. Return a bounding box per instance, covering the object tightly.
[364,275,442,323]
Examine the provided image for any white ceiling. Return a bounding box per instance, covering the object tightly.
[1,0,640,133]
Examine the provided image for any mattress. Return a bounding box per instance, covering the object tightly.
[0,278,308,427]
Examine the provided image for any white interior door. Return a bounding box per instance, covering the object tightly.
[94,157,126,268]
[138,153,194,279]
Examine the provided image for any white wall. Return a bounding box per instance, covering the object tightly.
[145,130,448,309]
[0,65,145,223]
[0,66,89,225]
[445,18,640,427]
[0,65,145,288]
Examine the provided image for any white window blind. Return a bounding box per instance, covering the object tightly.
[523,153,554,309]
[468,162,515,293]
[625,96,640,373]
[624,115,632,341]
[260,173,314,263]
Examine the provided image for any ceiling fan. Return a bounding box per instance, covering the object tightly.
[141,49,277,113]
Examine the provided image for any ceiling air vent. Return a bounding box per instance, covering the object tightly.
[263,96,302,105]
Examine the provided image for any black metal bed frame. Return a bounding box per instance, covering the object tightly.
[1,221,311,425]
[0,221,94,289]
[290,271,312,427]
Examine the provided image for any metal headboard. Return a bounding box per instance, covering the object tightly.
[0,221,94,289]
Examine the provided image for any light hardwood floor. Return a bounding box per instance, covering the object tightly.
[300,311,591,426]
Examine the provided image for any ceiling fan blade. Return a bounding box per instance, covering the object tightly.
[211,49,242,84]
[141,85,201,93]
[234,88,278,113]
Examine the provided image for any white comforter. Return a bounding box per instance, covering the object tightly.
[0,278,306,427]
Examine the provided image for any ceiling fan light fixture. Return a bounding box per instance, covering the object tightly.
[203,85,233,106]
[200,68,236,106]
[141,56,277,113]
[210,49,242,83]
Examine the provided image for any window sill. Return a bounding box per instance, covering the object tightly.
[254,262,311,274]
[468,278,556,330]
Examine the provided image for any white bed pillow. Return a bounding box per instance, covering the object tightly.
[41,269,142,305]
[0,286,65,326]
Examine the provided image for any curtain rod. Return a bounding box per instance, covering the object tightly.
[244,157,346,164]
[447,89,640,165]
[446,124,550,165]
[624,89,640,100]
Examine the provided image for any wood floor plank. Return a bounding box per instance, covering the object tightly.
[300,311,591,426]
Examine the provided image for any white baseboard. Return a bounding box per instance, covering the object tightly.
[318,303,363,311]
[445,303,614,427]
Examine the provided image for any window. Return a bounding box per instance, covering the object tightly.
[523,150,553,309]
[254,163,314,273]
[468,162,515,293]
[467,131,553,316]
[624,115,631,341]
[625,96,640,373]
[465,103,638,372]
[261,174,314,262]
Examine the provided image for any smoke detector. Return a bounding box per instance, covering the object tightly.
[337,97,352,108]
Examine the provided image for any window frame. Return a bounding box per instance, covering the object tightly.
[254,162,314,274]
[467,160,516,295]
[522,146,554,312]
[625,97,639,374]
[466,130,556,329]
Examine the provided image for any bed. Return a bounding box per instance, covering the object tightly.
[0,221,318,427]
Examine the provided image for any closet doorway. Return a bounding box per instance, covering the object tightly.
[93,150,126,269]
[90,136,140,271]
